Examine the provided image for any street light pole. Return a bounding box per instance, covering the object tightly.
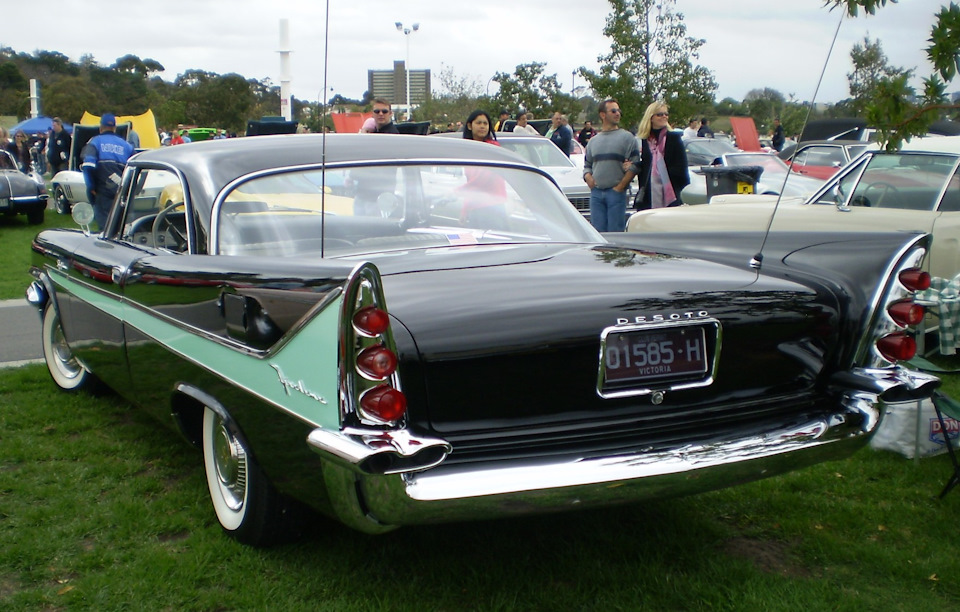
[395,21,419,121]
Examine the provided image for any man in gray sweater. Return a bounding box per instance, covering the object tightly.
[582,98,641,232]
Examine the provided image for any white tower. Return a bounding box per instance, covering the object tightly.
[29,79,40,118]
[279,19,293,121]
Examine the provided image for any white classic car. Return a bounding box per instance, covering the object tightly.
[628,137,960,280]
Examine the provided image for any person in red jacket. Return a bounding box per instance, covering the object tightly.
[459,110,507,228]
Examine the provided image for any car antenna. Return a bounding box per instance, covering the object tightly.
[752,7,846,270]
[320,0,331,257]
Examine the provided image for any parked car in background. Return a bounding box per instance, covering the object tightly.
[27,133,937,545]
[629,142,960,279]
[0,148,48,224]
[780,139,876,180]
[434,131,592,220]
[682,151,824,205]
[684,137,740,166]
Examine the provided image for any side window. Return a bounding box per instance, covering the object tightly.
[118,168,188,251]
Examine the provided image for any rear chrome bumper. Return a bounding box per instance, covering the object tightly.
[309,367,938,534]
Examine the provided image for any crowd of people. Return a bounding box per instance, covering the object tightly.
[0,125,53,176]
[0,114,136,179]
[1,100,778,235]
[356,97,698,233]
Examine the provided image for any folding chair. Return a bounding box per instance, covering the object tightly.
[931,390,960,498]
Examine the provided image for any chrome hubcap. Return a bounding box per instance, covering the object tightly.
[213,416,247,511]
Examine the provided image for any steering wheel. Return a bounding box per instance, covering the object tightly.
[127,213,157,237]
[152,202,188,251]
[861,182,901,208]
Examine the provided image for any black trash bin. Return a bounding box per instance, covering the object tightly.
[701,165,764,201]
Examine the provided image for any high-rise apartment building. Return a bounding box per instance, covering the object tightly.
[367,61,431,106]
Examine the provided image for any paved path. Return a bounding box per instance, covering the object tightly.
[0,298,43,367]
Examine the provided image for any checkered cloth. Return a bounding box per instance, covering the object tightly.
[917,276,960,355]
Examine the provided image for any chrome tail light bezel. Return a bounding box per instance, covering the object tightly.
[856,240,929,368]
[339,263,406,427]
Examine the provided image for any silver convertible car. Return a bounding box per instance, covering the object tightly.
[27,134,938,545]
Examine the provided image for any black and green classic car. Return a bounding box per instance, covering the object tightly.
[26,133,938,545]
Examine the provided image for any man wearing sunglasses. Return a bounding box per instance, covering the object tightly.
[582,98,641,232]
[370,99,400,134]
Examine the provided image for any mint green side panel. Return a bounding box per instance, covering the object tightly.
[50,269,343,429]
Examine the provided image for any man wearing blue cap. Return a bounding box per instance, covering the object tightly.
[82,112,134,229]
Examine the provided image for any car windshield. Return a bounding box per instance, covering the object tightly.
[215,162,601,256]
[497,139,575,168]
[0,149,17,170]
[809,152,960,211]
[685,139,739,165]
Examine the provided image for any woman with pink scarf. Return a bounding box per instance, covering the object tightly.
[635,102,689,210]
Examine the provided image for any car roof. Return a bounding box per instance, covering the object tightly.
[135,132,528,168]
[130,133,537,226]
[431,131,550,140]
[134,133,529,188]
[792,139,870,147]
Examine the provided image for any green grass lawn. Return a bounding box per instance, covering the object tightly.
[1,363,959,611]
[0,205,73,301]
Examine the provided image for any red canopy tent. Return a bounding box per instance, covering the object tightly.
[330,112,372,133]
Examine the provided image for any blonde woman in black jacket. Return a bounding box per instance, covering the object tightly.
[635,102,689,209]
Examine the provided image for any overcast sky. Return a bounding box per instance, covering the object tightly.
[0,0,945,107]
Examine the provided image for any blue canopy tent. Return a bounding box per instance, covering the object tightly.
[9,116,72,136]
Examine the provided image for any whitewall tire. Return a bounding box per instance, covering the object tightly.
[41,304,92,392]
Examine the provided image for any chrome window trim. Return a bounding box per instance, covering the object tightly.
[208,159,557,254]
[113,161,195,253]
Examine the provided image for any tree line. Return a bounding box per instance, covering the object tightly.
[1,0,955,146]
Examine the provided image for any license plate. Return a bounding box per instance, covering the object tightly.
[599,322,715,394]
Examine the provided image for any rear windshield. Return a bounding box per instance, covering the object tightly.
[216,163,600,256]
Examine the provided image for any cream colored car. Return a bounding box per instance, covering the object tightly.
[628,139,960,279]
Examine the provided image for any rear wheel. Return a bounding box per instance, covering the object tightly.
[53,185,71,215]
[202,406,289,546]
[41,303,93,391]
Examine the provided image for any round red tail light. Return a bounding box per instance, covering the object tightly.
[359,385,407,422]
[353,306,390,336]
[356,345,398,379]
[877,332,916,363]
[887,300,925,327]
[899,268,931,292]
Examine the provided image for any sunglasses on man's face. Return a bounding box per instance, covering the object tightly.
[372,109,390,114]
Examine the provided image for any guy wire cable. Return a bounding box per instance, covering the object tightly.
[320,0,331,257]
